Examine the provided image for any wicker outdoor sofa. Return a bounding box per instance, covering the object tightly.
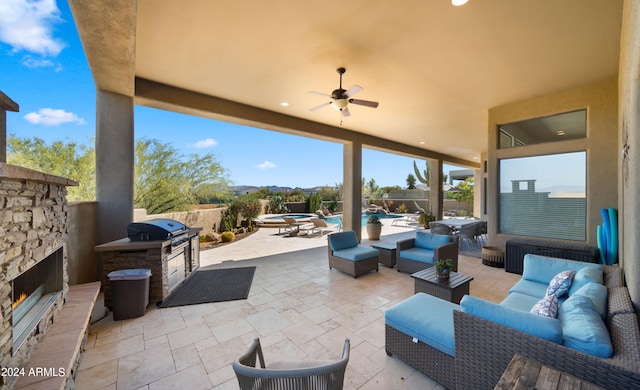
[386,261,640,389]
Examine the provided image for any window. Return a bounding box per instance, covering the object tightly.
[499,152,586,240]
[498,110,586,149]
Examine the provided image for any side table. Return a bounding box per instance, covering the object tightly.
[370,241,396,268]
[495,354,604,389]
[411,267,473,304]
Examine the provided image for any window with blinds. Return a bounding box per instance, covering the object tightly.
[498,152,586,241]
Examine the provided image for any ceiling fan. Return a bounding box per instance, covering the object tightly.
[309,67,379,121]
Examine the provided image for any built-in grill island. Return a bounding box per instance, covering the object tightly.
[95,219,201,308]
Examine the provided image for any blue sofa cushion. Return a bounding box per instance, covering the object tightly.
[333,246,378,262]
[328,230,359,251]
[414,231,451,250]
[521,254,602,285]
[508,279,548,300]
[530,294,559,318]
[385,293,458,357]
[460,295,563,344]
[569,282,608,319]
[568,266,604,296]
[559,294,612,358]
[546,270,575,297]
[399,247,435,264]
[501,292,541,312]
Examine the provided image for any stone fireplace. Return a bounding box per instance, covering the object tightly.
[0,163,77,389]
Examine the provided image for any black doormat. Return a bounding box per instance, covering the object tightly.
[159,266,256,308]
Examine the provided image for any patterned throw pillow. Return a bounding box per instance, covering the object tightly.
[546,270,576,297]
[530,294,559,318]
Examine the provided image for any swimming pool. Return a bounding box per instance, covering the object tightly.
[325,213,403,227]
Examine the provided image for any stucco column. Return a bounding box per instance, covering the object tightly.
[96,89,134,245]
[429,159,443,219]
[619,0,640,309]
[343,141,362,240]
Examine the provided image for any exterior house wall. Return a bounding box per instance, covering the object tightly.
[487,78,618,249]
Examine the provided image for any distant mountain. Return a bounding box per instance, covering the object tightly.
[231,185,331,195]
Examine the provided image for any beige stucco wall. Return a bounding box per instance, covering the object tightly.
[619,0,640,308]
[487,78,618,249]
[67,201,99,285]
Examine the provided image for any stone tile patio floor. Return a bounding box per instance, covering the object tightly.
[75,223,520,389]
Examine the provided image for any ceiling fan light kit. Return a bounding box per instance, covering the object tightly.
[309,67,379,123]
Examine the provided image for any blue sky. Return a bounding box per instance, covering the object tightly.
[0,0,462,189]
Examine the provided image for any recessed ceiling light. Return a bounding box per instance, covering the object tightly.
[280,102,289,107]
[452,0,469,6]
[419,141,426,145]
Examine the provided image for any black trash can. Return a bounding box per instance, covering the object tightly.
[107,269,152,321]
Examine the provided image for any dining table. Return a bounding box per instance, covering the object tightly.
[431,218,481,229]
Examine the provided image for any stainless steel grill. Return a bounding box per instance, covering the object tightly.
[127,218,189,241]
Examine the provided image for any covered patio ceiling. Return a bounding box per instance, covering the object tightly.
[69,0,622,166]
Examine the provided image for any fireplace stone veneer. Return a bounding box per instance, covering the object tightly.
[0,163,77,390]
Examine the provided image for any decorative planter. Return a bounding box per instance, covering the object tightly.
[366,223,382,240]
[481,246,505,268]
[436,267,451,280]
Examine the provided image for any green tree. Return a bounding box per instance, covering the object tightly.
[448,177,474,205]
[228,196,262,229]
[134,138,232,214]
[406,174,417,189]
[7,135,96,201]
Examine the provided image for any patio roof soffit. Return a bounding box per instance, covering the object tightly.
[134,77,479,169]
[68,0,136,97]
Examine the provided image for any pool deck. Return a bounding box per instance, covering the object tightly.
[76,222,519,389]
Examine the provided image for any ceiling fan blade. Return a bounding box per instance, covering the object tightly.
[341,107,351,117]
[309,101,331,112]
[349,98,379,108]
[308,91,332,98]
[344,85,363,98]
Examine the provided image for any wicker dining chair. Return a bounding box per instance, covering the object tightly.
[233,337,351,390]
[428,222,454,236]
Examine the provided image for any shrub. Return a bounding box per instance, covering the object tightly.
[306,193,323,213]
[268,195,289,214]
[367,215,381,224]
[221,231,235,242]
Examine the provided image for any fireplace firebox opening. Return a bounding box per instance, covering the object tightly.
[11,247,64,354]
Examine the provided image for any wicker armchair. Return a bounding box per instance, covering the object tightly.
[396,231,458,274]
[233,337,350,390]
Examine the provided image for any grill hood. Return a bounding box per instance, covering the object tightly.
[127,218,189,241]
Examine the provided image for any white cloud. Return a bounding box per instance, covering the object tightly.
[258,161,276,170]
[0,0,66,57]
[191,138,218,148]
[22,56,57,69]
[24,108,86,126]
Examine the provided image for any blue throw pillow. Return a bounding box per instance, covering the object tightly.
[546,270,575,297]
[530,294,558,318]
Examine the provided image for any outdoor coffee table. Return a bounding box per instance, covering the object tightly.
[411,267,473,304]
[370,241,396,268]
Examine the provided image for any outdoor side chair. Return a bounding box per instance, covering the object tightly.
[428,222,454,236]
[233,337,351,390]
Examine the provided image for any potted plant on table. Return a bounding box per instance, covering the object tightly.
[418,207,436,229]
[366,215,382,240]
[434,258,453,280]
